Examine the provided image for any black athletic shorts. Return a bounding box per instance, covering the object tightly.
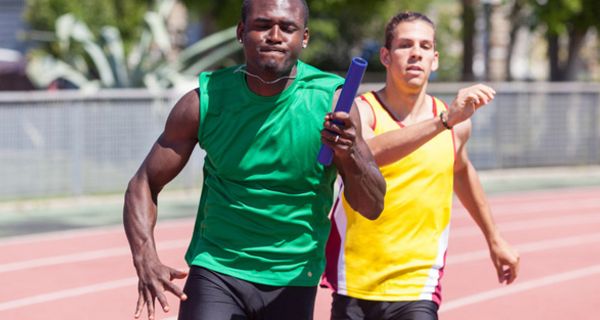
[178,266,318,320]
[331,293,439,320]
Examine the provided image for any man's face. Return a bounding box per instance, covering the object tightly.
[380,20,439,89]
[237,0,308,77]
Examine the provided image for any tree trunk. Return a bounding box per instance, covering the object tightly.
[505,25,518,81]
[564,27,588,81]
[461,0,476,81]
[547,33,564,81]
[505,0,525,81]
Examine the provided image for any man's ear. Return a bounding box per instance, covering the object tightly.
[432,50,439,72]
[236,21,244,43]
[380,47,390,68]
[302,27,309,48]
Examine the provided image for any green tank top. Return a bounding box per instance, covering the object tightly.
[185,60,344,286]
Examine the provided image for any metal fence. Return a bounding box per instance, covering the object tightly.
[0,89,203,200]
[427,82,600,169]
[1,82,599,200]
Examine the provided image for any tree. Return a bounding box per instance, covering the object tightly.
[181,0,395,70]
[25,1,240,90]
[503,0,600,81]
[24,0,151,53]
[461,0,477,81]
[181,0,242,35]
[303,0,436,71]
[534,0,600,81]
[504,0,528,81]
[181,0,435,71]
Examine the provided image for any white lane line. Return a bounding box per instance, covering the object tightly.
[439,264,600,313]
[448,232,600,264]
[451,212,600,238]
[0,217,194,247]
[0,277,138,311]
[452,197,600,220]
[483,189,600,205]
[479,185,600,201]
[3,215,598,274]
[1,234,598,311]
[0,239,188,274]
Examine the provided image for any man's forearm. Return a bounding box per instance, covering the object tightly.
[338,140,385,220]
[370,117,446,166]
[454,162,500,244]
[123,178,160,265]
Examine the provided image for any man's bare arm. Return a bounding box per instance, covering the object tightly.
[453,120,520,285]
[363,84,495,166]
[321,93,385,220]
[123,89,199,319]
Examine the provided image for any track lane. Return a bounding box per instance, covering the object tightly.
[0,187,597,320]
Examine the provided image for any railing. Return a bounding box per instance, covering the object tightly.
[1,82,599,200]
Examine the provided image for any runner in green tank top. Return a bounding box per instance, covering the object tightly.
[123,1,385,319]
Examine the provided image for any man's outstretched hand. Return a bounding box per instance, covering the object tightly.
[133,259,188,320]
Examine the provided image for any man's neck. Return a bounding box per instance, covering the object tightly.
[245,65,298,97]
[378,82,430,125]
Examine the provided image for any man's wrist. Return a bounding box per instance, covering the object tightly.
[439,111,452,130]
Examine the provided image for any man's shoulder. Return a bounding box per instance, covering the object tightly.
[297,61,344,91]
[299,61,344,81]
[198,65,243,95]
[177,88,201,116]
[199,65,240,82]
[164,88,200,138]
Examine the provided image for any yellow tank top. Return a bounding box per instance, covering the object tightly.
[323,91,455,304]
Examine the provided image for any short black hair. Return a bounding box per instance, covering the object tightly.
[241,0,309,26]
[384,11,435,49]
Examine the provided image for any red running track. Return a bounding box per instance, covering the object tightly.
[1,186,599,319]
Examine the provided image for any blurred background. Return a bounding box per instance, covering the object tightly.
[0,0,599,232]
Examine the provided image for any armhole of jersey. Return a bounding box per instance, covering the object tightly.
[359,92,377,131]
[331,82,344,112]
[198,73,209,146]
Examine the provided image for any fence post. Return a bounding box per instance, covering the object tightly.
[69,101,84,196]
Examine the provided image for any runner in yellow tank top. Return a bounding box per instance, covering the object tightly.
[323,12,520,320]
[327,92,454,303]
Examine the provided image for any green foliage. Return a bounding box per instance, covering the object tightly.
[24,0,149,53]
[431,1,463,81]
[180,0,436,71]
[523,0,600,80]
[26,2,240,90]
[181,0,242,29]
[302,0,388,70]
[532,0,581,34]
[529,0,600,34]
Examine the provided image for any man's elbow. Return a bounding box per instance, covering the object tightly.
[368,189,386,220]
[354,187,386,220]
[360,203,384,220]
[124,174,157,203]
[125,176,143,197]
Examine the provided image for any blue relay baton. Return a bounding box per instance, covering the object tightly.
[317,57,368,165]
